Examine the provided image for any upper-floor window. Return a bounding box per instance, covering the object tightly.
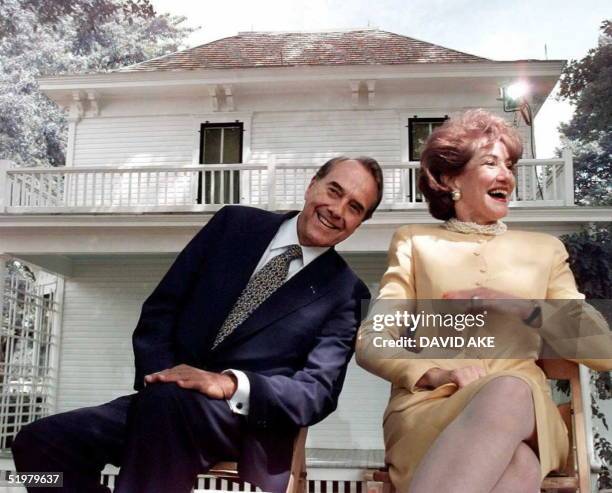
[408,117,447,162]
[198,122,243,204]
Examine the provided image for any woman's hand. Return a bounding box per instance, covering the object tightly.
[417,365,486,390]
[443,287,538,322]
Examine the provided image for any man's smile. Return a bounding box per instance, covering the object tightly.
[317,212,340,230]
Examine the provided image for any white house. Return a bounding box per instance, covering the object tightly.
[0,28,610,491]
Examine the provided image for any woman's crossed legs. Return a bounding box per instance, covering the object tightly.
[409,376,540,493]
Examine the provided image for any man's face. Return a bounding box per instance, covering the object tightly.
[297,160,378,247]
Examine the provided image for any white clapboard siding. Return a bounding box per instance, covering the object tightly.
[307,253,389,449]
[57,256,172,410]
[73,116,194,167]
[57,252,390,449]
[70,116,196,206]
[66,110,539,207]
[249,110,400,205]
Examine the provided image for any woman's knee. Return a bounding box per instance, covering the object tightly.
[467,376,535,432]
[509,443,541,489]
[480,376,534,411]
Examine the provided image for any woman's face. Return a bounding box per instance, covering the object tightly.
[449,140,516,224]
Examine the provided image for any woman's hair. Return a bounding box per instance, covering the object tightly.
[418,109,523,221]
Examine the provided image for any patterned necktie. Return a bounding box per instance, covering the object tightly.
[212,244,303,349]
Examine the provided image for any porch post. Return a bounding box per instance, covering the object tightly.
[267,154,277,211]
[0,255,7,327]
[48,273,65,414]
[0,254,9,457]
[562,148,575,206]
[0,159,13,212]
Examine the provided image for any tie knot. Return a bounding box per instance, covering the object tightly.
[283,244,303,261]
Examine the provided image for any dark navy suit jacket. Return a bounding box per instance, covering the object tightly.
[131,205,371,492]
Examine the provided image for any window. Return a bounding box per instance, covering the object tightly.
[0,261,61,451]
[198,123,243,205]
[408,117,447,162]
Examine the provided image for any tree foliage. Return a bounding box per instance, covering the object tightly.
[561,224,612,298]
[560,224,612,489]
[558,20,612,206]
[596,430,612,490]
[0,0,194,166]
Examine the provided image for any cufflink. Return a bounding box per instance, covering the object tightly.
[236,402,243,410]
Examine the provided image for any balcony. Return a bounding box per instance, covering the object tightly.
[0,152,575,215]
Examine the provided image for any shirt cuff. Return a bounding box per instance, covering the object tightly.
[222,369,250,415]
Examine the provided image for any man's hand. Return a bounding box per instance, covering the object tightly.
[144,364,237,399]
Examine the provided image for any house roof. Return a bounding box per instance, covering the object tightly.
[117,28,490,72]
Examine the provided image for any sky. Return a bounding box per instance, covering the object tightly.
[149,0,611,158]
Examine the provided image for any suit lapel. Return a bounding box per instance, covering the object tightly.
[220,210,298,306]
[210,249,342,352]
[195,210,296,357]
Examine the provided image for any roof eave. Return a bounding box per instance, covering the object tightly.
[38,60,565,107]
[39,59,565,88]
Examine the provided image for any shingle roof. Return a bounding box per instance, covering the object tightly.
[118,28,490,72]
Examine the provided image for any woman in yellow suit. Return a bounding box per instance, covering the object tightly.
[356,109,611,493]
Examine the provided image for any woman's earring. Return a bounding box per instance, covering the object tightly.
[451,190,462,201]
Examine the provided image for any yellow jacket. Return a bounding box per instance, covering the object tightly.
[355,225,612,490]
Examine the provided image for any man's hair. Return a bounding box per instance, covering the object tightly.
[314,156,384,220]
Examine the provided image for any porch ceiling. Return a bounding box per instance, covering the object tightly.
[1,207,609,261]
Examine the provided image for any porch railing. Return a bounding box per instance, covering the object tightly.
[0,151,575,214]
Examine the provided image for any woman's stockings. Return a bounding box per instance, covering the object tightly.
[408,376,540,493]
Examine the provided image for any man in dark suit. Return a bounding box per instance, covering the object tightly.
[12,156,383,493]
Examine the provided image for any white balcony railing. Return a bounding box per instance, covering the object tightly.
[0,152,574,214]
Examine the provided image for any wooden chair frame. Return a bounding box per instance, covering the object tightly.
[539,359,589,493]
[364,360,590,492]
[207,428,308,493]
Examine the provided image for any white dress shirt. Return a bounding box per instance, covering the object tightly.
[225,214,329,415]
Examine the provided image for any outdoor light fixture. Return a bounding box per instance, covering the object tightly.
[499,80,538,191]
[501,81,529,111]
[500,81,532,126]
